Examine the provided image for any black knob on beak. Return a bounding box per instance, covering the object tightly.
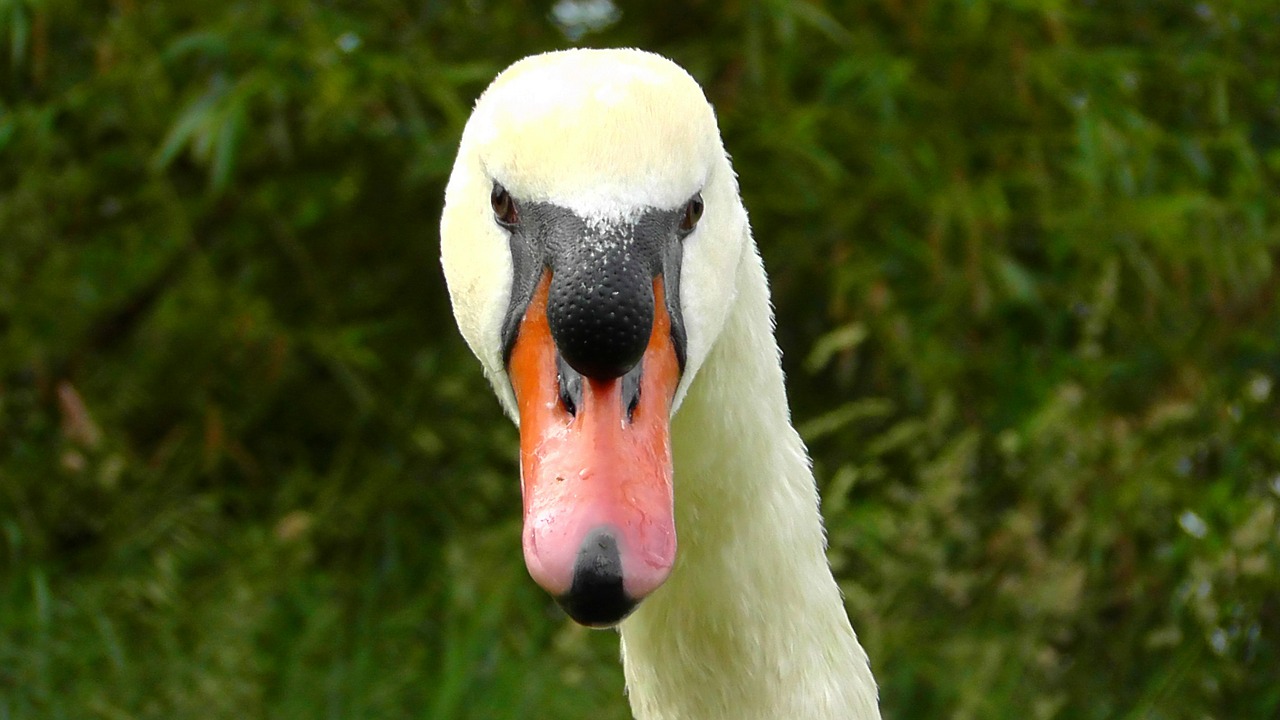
[546,236,655,379]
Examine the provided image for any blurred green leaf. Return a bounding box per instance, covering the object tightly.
[2,2,1278,719]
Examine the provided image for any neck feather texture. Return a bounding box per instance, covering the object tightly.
[618,247,880,720]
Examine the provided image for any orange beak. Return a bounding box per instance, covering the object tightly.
[508,274,681,627]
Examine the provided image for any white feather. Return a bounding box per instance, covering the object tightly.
[440,47,880,720]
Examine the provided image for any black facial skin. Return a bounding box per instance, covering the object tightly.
[498,193,690,412]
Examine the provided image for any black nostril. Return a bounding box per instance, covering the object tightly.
[621,363,642,422]
[556,527,638,627]
[556,354,582,416]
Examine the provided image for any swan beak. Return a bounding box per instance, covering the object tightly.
[508,275,680,628]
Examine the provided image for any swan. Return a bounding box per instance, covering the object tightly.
[440,48,880,720]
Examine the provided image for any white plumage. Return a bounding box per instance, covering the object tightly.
[441,48,880,720]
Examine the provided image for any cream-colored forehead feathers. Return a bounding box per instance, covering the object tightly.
[461,48,723,218]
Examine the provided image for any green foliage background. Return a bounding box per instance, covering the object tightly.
[2,1,1278,718]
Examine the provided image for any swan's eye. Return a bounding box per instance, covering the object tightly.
[491,184,519,226]
[679,193,703,233]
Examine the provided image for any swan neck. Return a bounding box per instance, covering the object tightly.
[618,248,880,720]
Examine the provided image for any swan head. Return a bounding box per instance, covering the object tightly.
[441,49,749,627]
